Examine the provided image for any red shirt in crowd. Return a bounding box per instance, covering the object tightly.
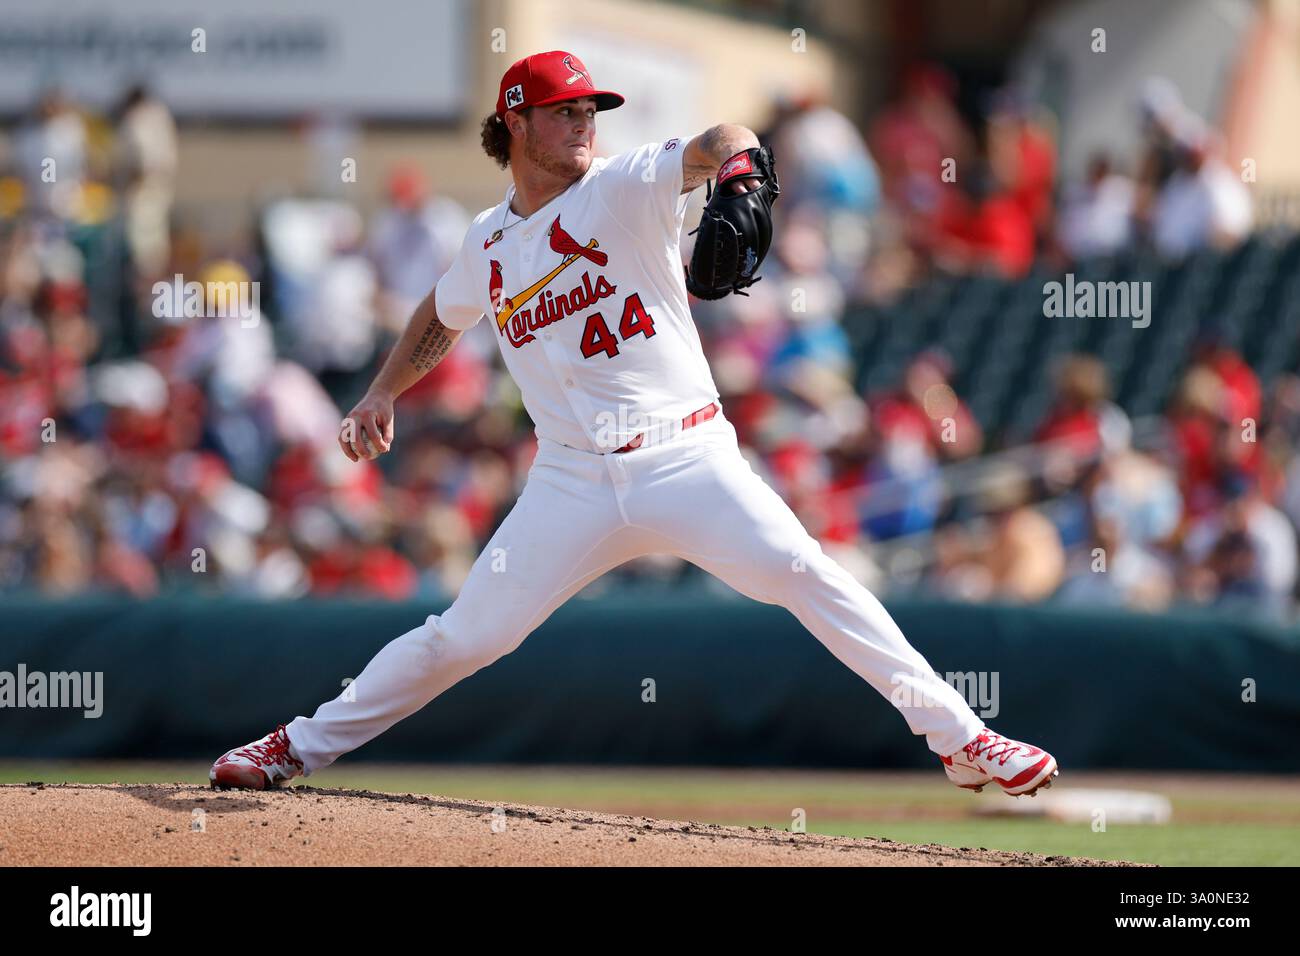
[1035,407,1101,458]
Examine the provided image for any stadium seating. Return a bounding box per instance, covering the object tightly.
[845,234,1300,444]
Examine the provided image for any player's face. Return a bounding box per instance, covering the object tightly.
[522,97,598,179]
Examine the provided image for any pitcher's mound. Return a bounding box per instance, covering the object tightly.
[0,783,1140,866]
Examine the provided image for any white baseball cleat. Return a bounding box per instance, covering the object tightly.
[210,724,305,790]
[941,727,1059,797]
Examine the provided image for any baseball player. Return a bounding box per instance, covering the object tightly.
[211,51,1058,799]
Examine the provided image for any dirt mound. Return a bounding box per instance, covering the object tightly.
[0,783,1139,866]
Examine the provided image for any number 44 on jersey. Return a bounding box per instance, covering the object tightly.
[580,292,656,359]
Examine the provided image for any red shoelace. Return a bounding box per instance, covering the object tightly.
[234,725,302,769]
[963,731,1025,767]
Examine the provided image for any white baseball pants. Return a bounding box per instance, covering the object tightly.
[286,410,985,772]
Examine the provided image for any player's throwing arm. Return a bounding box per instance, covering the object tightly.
[338,288,463,462]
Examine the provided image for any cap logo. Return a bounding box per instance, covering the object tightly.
[562,55,588,86]
[505,84,525,109]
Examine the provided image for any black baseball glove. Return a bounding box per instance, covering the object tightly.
[684,145,781,300]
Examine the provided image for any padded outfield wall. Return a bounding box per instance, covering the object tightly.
[1,589,1297,771]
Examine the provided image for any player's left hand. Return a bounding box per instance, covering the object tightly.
[728,176,763,194]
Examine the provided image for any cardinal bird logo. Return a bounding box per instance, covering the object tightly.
[562,55,588,86]
[548,215,608,266]
[488,259,511,316]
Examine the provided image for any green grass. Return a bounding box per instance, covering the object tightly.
[3,762,1296,866]
[0,763,206,786]
[788,822,1300,867]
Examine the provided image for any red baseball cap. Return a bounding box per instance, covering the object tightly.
[495,51,624,117]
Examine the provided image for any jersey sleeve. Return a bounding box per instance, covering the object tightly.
[433,226,486,331]
[594,139,691,239]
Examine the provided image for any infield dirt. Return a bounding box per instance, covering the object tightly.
[0,782,1141,866]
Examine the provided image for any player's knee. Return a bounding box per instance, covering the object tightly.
[759,538,811,582]
[753,537,825,596]
[424,612,525,672]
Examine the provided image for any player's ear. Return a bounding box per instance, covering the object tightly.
[506,108,528,139]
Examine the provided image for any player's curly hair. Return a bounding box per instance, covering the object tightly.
[481,109,531,169]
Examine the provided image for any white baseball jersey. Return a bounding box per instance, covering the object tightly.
[434,139,720,453]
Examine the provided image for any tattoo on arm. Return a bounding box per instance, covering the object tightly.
[682,126,725,193]
[409,315,460,373]
[682,123,760,194]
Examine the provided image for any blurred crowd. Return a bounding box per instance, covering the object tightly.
[1,68,1297,622]
[773,66,1255,303]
